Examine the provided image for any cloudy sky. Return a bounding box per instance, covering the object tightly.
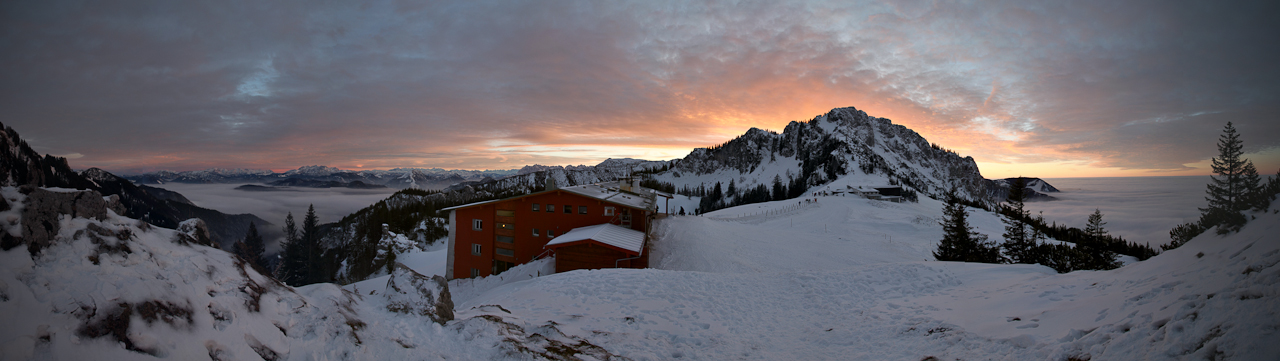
[2,0,1277,178]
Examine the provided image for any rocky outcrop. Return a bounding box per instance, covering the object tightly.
[18,186,113,255]
[383,264,454,325]
[173,218,214,248]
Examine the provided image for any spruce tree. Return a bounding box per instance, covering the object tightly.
[1201,122,1261,233]
[1001,178,1035,264]
[934,191,1000,263]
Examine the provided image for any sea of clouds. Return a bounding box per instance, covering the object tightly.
[1027,176,1210,248]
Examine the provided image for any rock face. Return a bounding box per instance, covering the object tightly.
[382,264,454,325]
[18,186,113,254]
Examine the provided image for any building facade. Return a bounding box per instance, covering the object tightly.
[444,181,662,279]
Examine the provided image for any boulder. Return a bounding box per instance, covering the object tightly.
[383,264,454,325]
[173,218,214,248]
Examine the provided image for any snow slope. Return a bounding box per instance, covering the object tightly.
[458,191,1279,360]
[0,187,621,361]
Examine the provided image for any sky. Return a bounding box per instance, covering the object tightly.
[1,0,1277,179]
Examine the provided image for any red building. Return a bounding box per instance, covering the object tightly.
[443,180,668,279]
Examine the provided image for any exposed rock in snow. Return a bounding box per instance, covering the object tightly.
[173,218,213,248]
[382,265,454,325]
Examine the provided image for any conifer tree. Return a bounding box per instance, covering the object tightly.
[301,205,324,284]
[1085,209,1107,239]
[1001,178,1035,264]
[278,212,304,285]
[1078,209,1120,270]
[1201,122,1262,233]
[934,190,1000,263]
[233,222,267,272]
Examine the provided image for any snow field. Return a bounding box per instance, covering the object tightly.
[458,189,1280,360]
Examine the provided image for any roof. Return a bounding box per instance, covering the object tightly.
[544,223,645,255]
[442,181,660,212]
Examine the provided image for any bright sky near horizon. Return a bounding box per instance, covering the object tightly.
[2,0,1277,179]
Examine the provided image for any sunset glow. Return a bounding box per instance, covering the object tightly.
[2,0,1276,178]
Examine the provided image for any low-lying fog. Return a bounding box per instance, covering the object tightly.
[150,176,1217,250]
[1028,176,1209,248]
[148,183,398,228]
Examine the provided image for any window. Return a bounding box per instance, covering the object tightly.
[579,206,588,214]
[495,248,515,257]
[547,229,555,237]
[472,219,483,230]
[472,244,482,256]
[532,203,540,211]
[471,268,480,278]
[496,210,515,217]
[563,205,572,213]
[496,235,514,244]
[604,207,615,216]
[497,223,514,230]
[493,260,514,274]
[547,204,555,213]
[532,228,540,237]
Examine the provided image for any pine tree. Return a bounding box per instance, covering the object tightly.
[1201,122,1262,233]
[1001,178,1035,264]
[934,191,1000,263]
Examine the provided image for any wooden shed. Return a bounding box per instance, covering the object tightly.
[543,223,647,273]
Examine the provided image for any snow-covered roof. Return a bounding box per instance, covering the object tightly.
[544,223,645,255]
[442,181,659,212]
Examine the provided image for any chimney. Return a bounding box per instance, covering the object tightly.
[545,177,558,191]
[619,178,632,192]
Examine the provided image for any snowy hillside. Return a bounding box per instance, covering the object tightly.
[0,187,623,360]
[456,189,1278,360]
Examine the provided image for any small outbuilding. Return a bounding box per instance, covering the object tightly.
[544,223,647,273]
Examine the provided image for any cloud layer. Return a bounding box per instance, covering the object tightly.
[2,0,1277,177]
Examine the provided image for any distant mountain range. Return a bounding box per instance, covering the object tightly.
[123,166,519,190]
[0,122,275,249]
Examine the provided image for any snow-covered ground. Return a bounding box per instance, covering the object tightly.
[3,181,1277,360]
[456,187,1279,360]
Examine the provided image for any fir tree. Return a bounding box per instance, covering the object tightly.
[1001,178,1034,264]
[934,190,1001,263]
[1200,122,1262,234]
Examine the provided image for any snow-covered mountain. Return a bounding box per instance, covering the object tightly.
[125,166,520,190]
[991,177,1061,201]
[649,107,1006,204]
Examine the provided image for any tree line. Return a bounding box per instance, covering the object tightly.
[936,121,1280,272]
